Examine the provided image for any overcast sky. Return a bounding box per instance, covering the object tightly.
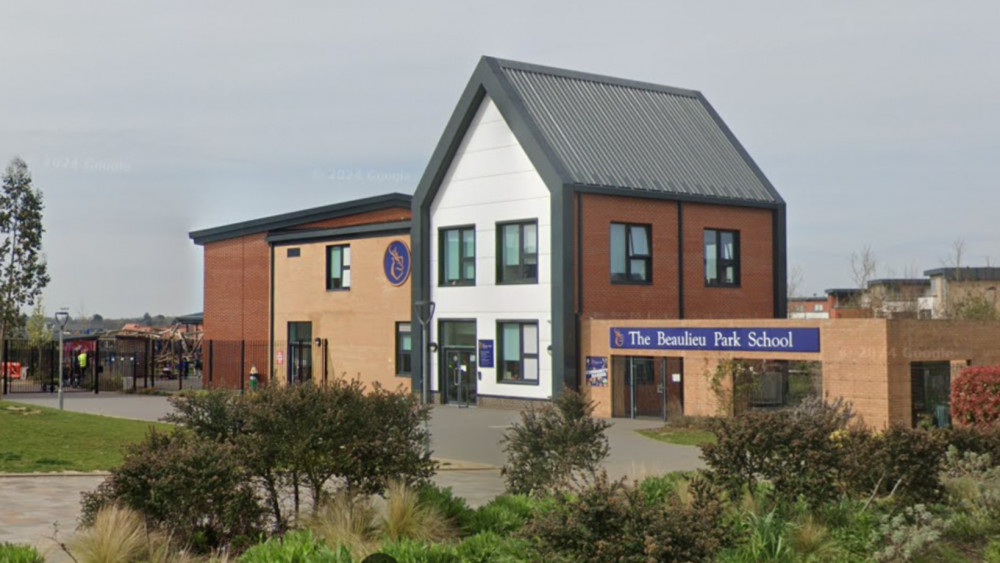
[1,1,997,318]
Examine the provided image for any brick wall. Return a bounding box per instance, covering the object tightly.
[681,202,774,318]
[579,318,1000,428]
[575,194,775,320]
[203,233,270,341]
[201,207,411,343]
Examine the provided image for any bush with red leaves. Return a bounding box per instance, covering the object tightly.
[951,365,1000,429]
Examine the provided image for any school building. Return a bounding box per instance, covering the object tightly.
[189,56,1000,427]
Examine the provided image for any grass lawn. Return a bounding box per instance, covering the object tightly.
[0,401,171,473]
[638,426,717,446]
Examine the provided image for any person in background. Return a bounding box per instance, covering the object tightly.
[76,349,88,388]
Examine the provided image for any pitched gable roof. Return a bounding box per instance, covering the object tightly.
[415,57,783,208]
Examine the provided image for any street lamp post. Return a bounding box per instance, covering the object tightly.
[55,310,69,410]
[414,300,436,406]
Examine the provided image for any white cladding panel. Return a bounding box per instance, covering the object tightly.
[429,96,552,401]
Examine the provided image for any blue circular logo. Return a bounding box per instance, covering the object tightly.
[383,240,411,286]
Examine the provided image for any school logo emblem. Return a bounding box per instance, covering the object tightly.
[612,329,625,348]
[383,241,411,286]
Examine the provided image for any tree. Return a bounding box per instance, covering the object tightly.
[849,245,878,310]
[25,298,52,379]
[0,158,49,389]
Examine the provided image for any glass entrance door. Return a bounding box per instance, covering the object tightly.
[438,320,477,405]
[443,348,477,406]
[288,322,312,384]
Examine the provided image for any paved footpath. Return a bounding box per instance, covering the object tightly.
[2,393,703,557]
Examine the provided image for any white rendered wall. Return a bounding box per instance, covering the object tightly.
[429,95,552,400]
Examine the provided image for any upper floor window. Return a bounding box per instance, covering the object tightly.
[498,321,539,384]
[610,223,651,283]
[327,244,351,290]
[497,221,538,284]
[704,229,739,286]
[440,226,475,286]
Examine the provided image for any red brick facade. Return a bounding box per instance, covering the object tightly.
[201,207,411,342]
[576,193,775,320]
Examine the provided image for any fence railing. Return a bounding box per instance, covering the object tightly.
[1,338,204,395]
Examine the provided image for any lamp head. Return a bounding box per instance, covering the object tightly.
[55,310,70,329]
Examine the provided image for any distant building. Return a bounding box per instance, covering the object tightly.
[921,267,1000,319]
[788,297,829,319]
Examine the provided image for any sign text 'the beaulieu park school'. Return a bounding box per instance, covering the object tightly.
[610,328,821,353]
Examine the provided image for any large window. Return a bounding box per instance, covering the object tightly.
[497,321,539,384]
[704,229,740,286]
[497,221,538,284]
[610,223,651,283]
[395,322,412,376]
[440,226,475,285]
[327,244,351,290]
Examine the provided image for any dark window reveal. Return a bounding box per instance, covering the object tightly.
[610,223,651,283]
[704,229,740,286]
[497,221,538,284]
[440,227,475,285]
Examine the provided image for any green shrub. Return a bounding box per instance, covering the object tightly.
[840,426,946,504]
[378,538,459,562]
[638,471,697,506]
[818,498,881,559]
[942,425,1000,462]
[525,472,730,562]
[81,428,265,552]
[701,397,854,504]
[416,484,475,535]
[500,389,610,496]
[455,532,534,563]
[238,530,352,563]
[165,389,246,442]
[166,382,435,528]
[0,542,43,563]
[717,509,793,563]
[985,538,1000,563]
[870,504,943,563]
[468,495,541,535]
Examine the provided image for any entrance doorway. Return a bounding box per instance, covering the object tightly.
[911,361,951,428]
[611,356,684,419]
[439,320,477,405]
[288,322,312,384]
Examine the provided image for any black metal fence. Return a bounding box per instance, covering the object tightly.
[202,339,329,391]
[1,338,205,395]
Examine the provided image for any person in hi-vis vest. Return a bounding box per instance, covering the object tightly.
[75,350,88,388]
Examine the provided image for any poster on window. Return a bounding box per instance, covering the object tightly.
[585,356,608,387]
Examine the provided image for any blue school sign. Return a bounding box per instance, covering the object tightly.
[610,327,820,353]
[383,241,411,286]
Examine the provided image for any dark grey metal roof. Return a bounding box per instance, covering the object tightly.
[266,220,410,245]
[868,278,930,287]
[924,267,1000,281]
[189,192,411,245]
[489,58,782,204]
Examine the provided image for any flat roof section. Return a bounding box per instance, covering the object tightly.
[189,192,412,245]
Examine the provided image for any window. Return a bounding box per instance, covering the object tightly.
[610,223,651,283]
[327,245,351,290]
[286,247,300,258]
[497,321,539,384]
[395,322,412,375]
[497,221,538,284]
[440,226,475,285]
[704,229,740,286]
[813,304,824,312]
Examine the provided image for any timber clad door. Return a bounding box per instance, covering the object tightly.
[612,356,684,419]
[631,357,660,418]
